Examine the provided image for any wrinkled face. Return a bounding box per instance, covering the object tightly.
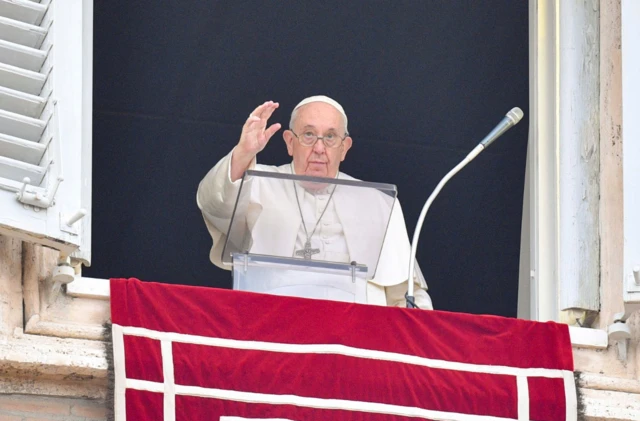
[283,102,352,178]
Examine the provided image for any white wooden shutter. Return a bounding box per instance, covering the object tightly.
[622,0,640,306]
[0,0,92,265]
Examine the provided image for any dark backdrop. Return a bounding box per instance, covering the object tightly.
[87,1,529,317]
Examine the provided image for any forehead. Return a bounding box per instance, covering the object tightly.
[293,102,345,129]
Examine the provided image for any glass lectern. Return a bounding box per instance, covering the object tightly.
[221,170,397,304]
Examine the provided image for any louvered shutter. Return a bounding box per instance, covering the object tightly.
[0,0,92,265]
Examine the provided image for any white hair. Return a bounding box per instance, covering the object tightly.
[289,95,349,134]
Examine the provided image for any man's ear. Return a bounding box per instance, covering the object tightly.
[340,136,353,161]
[283,130,294,157]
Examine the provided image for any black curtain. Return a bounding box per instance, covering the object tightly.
[88,1,529,317]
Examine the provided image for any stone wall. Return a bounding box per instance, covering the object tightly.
[0,238,108,419]
[0,394,106,421]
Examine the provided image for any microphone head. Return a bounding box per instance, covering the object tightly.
[506,107,524,125]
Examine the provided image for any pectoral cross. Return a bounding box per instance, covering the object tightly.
[295,240,320,260]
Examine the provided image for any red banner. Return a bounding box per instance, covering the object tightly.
[110,278,576,421]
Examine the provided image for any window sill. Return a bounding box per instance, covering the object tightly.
[569,326,608,350]
[66,276,110,300]
[67,278,610,350]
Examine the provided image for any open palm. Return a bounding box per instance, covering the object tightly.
[239,101,281,156]
[230,101,282,181]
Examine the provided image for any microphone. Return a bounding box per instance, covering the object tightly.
[480,107,524,149]
[406,107,525,308]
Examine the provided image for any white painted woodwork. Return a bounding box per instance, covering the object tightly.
[517,149,531,319]
[66,276,110,300]
[0,0,93,264]
[622,0,640,305]
[0,108,45,141]
[73,0,93,265]
[556,1,601,312]
[0,85,46,117]
[0,132,45,164]
[568,326,608,349]
[0,38,47,71]
[0,0,47,26]
[525,0,602,320]
[526,0,560,321]
[0,15,46,48]
[0,61,46,94]
[0,154,45,183]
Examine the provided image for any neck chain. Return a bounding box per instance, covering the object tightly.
[292,170,338,260]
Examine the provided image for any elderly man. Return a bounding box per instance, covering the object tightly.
[197,96,433,309]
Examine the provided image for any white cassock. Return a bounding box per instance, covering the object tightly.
[197,149,433,309]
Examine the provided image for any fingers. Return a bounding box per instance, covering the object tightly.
[248,102,268,120]
[245,115,261,127]
[246,101,279,125]
[264,123,282,141]
[258,101,279,120]
[239,101,281,154]
[256,123,282,145]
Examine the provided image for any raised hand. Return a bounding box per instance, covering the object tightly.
[231,101,282,181]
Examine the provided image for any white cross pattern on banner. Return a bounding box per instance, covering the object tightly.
[221,418,296,421]
[112,324,577,421]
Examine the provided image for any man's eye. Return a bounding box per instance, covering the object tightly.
[303,132,316,138]
[325,133,337,140]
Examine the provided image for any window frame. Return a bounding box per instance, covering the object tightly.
[621,0,640,306]
[0,0,92,264]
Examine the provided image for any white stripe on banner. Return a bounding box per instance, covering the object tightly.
[126,379,518,421]
[220,417,294,421]
[564,371,578,421]
[127,378,164,393]
[112,324,127,421]
[516,376,529,421]
[162,340,176,421]
[118,325,568,379]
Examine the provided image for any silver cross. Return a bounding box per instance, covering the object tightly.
[295,240,320,260]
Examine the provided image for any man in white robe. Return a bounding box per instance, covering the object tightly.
[197,96,433,309]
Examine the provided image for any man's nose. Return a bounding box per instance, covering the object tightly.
[313,138,327,153]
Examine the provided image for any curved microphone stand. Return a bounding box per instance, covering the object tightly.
[406,107,524,308]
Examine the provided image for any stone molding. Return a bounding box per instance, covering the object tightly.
[0,331,107,399]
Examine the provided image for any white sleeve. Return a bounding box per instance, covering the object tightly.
[196,148,256,268]
[371,199,428,289]
[384,280,434,310]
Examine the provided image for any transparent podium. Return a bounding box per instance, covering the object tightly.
[220,170,397,304]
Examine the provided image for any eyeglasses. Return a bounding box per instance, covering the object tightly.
[290,130,347,148]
